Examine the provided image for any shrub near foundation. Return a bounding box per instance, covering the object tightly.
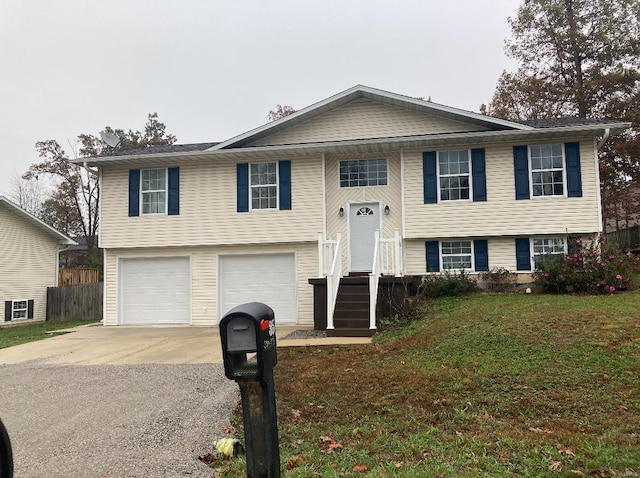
[421,270,478,298]
[533,237,640,294]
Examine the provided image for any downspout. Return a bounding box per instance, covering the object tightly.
[597,128,610,151]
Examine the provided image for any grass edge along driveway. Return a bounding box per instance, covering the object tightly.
[216,292,640,477]
[0,320,99,349]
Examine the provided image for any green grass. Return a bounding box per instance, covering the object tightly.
[0,320,100,349]
[210,292,640,477]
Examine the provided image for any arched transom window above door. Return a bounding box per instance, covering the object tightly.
[356,207,375,216]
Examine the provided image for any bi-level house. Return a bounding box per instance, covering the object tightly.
[77,86,628,335]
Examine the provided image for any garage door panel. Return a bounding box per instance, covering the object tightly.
[219,254,296,324]
[120,257,191,325]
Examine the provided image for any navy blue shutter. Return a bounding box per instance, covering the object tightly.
[278,160,291,210]
[515,238,532,271]
[471,148,487,202]
[513,146,530,200]
[167,167,180,215]
[4,301,11,321]
[27,300,34,319]
[565,142,582,197]
[237,163,249,212]
[128,169,140,216]
[423,152,438,204]
[425,241,440,272]
[474,240,489,271]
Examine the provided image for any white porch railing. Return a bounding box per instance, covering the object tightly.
[369,229,403,330]
[318,233,342,330]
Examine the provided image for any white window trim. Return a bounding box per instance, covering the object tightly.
[531,237,567,264]
[437,149,472,202]
[250,161,279,211]
[528,144,567,199]
[140,168,168,215]
[440,240,475,271]
[338,158,389,189]
[12,299,28,320]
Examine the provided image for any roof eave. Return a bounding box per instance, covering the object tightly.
[76,122,628,167]
[0,196,78,245]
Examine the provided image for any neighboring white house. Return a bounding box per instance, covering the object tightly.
[1,196,76,323]
[76,85,629,333]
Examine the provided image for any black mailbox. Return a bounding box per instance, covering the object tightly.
[220,302,277,381]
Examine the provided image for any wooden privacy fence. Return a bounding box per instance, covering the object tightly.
[46,282,103,322]
[58,268,100,286]
[606,226,640,251]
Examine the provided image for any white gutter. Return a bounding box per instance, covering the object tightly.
[596,127,611,150]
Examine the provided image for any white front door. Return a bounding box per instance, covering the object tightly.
[349,202,381,272]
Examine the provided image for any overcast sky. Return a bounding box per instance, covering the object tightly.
[0,0,520,197]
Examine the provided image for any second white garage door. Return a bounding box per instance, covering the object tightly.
[119,256,191,325]
[219,253,296,324]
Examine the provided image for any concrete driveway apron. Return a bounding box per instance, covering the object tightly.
[0,324,241,477]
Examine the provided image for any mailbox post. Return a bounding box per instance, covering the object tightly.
[220,302,280,478]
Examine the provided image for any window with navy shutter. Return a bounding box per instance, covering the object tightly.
[513,146,530,200]
[565,142,582,197]
[27,300,34,319]
[423,152,437,204]
[425,241,440,272]
[279,160,291,210]
[128,169,140,216]
[474,240,489,271]
[515,238,532,271]
[471,149,487,202]
[167,167,180,215]
[237,163,249,212]
[4,301,11,322]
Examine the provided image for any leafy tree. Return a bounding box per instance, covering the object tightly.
[267,105,296,122]
[23,113,176,267]
[484,0,640,229]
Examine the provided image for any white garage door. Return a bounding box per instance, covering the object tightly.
[119,257,191,325]
[219,253,296,324]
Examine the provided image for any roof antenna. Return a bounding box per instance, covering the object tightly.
[100,131,121,149]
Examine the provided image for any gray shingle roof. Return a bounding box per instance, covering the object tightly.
[520,117,620,128]
[102,142,219,157]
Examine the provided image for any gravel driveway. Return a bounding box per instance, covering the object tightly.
[0,362,237,477]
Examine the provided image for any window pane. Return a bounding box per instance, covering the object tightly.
[339,159,387,187]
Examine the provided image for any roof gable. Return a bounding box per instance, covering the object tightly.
[212,85,532,150]
[0,196,77,245]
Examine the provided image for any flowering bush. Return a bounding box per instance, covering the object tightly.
[533,237,640,294]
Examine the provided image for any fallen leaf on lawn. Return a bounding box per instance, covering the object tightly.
[529,427,553,434]
[344,368,355,372]
[476,350,485,356]
[618,404,629,412]
[395,461,404,468]
[570,470,585,475]
[549,461,562,471]
[558,447,576,457]
[352,463,369,472]
[455,431,463,437]
[221,424,236,434]
[291,408,302,418]
[286,455,305,469]
[352,427,362,436]
[319,435,344,453]
[291,439,304,448]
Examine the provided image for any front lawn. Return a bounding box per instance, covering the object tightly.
[0,320,99,349]
[215,291,640,477]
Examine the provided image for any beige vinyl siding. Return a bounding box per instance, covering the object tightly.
[0,205,60,322]
[404,139,600,238]
[324,152,402,272]
[249,99,490,147]
[404,236,551,276]
[100,156,323,249]
[104,243,316,326]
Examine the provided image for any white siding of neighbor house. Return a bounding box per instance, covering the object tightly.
[403,138,601,239]
[324,152,403,273]
[0,204,60,322]
[103,242,317,326]
[248,98,490,147]
[99,156,324,249]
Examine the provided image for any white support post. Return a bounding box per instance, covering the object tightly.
[317,232,324,277]
[394,229,401,277]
